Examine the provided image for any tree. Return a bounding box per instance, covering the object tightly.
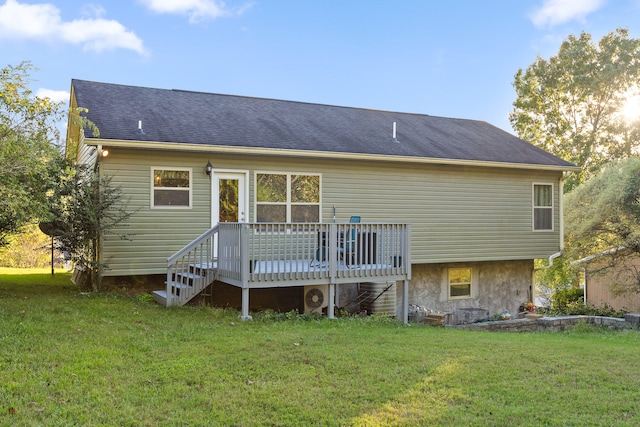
[534,256,577,307]
[0,61,64,245]
[45,161,133,291]
[0,223,54,268]
[511,28,640,191]
[564,157,640,294]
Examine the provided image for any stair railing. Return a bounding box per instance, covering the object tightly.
[166,225,219,306]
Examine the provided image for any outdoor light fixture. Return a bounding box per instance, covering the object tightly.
[205,160,213,176]
[101,149,109,157]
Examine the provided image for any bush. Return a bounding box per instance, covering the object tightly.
[551,287,584,311]
[538,302,627,318]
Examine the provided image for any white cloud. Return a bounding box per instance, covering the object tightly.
[530,0,606,27]
[140,0,252,23]
[60,18,145,54]
[80,4,107,18]
[36,88,70,103]
[0,0,146,55]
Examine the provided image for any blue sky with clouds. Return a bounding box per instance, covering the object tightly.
[1,0,638,133]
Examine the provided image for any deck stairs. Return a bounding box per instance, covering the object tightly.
[152,261,217,306]
[152,225,220,307]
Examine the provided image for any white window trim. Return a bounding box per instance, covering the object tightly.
[448,267,473,300]
[151,167,193,209]
[254,171,322,223]
[532,182,554,232]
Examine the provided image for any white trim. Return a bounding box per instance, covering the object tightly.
[210,169,249,226]
[150,167,192,209]
[254,171,322,223]
[83,138,580,173]
[532,182,554,232]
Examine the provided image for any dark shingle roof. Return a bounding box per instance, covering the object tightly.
[71,79,576,169]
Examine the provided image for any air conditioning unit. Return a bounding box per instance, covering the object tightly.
[304,285,329,314]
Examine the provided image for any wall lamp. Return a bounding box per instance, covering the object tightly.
[101,148,109,157]
[205,160,213,176]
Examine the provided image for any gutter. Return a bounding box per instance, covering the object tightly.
[84,138,581,173]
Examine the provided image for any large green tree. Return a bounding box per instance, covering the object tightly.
[511,28,640,190]
[0,61,64,246]
[564,157,640,295]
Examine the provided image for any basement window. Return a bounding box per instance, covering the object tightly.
[533,183,553,231]
[448,267,472,300]
[151,168,192,208]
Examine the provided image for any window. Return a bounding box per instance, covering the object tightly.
[449,268,472,299]
[256,173,320,222]
[533,184,553,231]
[152,168,192,208]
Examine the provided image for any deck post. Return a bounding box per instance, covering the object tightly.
[402,279,409,324]
[327,284,335,319]
[241,287,252,320]
[328,223,337,284]
[240,224,252,320]
[165,267,173,307]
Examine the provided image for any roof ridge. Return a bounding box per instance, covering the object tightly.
[74,78,440,119]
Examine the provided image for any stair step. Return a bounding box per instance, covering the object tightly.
[172,273,207,290]
[175,272,205,280]
[152,290,168,306]
[163,262,217,306]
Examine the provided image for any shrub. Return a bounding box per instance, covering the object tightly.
[538,302,627,318]
[551,287,584,311]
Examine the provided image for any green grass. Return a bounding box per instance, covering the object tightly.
[1,269,640,426]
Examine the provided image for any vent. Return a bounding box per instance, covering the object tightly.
[304,285,329,314]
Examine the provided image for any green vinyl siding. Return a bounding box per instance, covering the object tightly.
[98,147,562,276]
[99,150,211,275]
[77,143,96,166]
[319,158,561,263]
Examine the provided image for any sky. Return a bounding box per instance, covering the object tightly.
[1,0,639,134]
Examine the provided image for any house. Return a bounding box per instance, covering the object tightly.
[66,79,578,322]
[575,248,640,312]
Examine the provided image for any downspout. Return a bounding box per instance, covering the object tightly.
[532,172,568,302]
[93,145,103,290]
[94,144,102,172]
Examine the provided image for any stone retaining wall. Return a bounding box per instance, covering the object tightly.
[447,314,640,332]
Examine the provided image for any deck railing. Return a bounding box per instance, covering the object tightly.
[166,222,411,306]
[218,222,411,287]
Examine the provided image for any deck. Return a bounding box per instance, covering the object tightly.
[158,222,412,322]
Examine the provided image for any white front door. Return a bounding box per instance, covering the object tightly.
[212,171,248,225]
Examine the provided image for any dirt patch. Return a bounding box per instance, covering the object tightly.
[100,274,165,296]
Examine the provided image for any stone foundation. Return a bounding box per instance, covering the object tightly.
[401,260,534,319]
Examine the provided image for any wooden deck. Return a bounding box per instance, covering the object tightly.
[157,222,411,322]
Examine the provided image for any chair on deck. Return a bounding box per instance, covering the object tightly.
[339,216,360,265]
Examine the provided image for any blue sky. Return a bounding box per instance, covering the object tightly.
[1,0,638,134]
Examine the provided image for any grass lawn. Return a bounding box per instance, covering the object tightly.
[1,268,640,426]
